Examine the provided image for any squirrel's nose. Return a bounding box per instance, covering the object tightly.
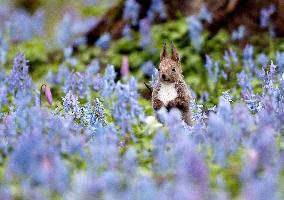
[162,74,166,80]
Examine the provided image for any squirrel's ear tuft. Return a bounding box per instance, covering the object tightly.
[171,41,180,62]
[160,42,168,61]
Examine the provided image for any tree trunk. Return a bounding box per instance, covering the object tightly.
[85,0,282,45]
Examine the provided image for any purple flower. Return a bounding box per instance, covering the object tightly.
[84,0,99,6]
[269,60,277,76]
[241,148,280,200]
[243,44,254,61]
[208,114,231,165]
[280,73,284,88]
[224,48,238,68]
[55,12,96,48]
[122,24,132,39]
[232,103,254,139]
[83,98,106,129]
[120,55,129,78]
[94,98,106,125]
[147,0,167,21]
[253,126,277,166]
[187,16,203,51]
[95,33,111,50]
[199,5,212,24]
[122,147,138,173]
[7,53,32,94]
[257,53,269,67]
[41,84,53,105]
[62,91,82,119]
[201,91,209,103]
[0,187,11,200]
[165,108,186,136]
[46,64,70,85]
[111,77,145,134]
[221,91,233,102]
[231,25,246,41]
[260,4,276,28]
[221,70,227,80]
[242,91,261,112]
[224,51,231,68]
[150,68,159,87]
[100,65,116,101]
[141,61,156,76]
[85,59,100,87]
[139,18,152,48]
[8,133,69,193]
[0,84,7,109]
[93,74,103,91]
[64,71,88,98]
[237,71,252,90]
[123,0,140,26]
[0,30,8,67]
[174,139,209,197]
[8,134,35,175]
[276,51,284,72]
[243,44,256,73]
[205,55,219,83]
[6,10,45,42]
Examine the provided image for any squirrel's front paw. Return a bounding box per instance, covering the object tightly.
[167,98,187,111]
[153,99,165,110]
[166,100,176,109]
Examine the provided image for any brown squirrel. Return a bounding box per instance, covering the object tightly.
[151,42,192,125]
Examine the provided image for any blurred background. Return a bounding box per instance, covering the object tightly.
[2,2,284,199]
[1,0,284,107]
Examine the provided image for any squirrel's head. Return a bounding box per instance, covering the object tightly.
[158,42,183,83]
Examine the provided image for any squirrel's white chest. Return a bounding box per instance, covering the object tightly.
[157,83,178,105]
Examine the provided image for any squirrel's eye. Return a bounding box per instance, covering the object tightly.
[172,68,175,72]
[158,68,160,71]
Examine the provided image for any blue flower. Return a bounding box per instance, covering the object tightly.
[5,10,45,42]
[147,0,167,21]
[47,64,70,85]
[237,71,252,90]
[243,44,254,61]
[187,16,203,51]
[62,91,82,119]
[139,18,152,48]
[86,59,100,86]
[0,84,7,109]
[64,71,88,98]
[243,44,255,73]
[56,12,96,48]
[0,30,9,67]
[231,25,246,41]
[205,55,219,83]
[140,61,156,76]
[150,68,159,87]
[111,77,145,134]
[224,48,238,68]
[95,33,111,50]
[100,64,116,102]
[83,98,106,129]
[8,132,69,193]
[7,53,32,94]
[122,24,132,39]
[123,0,140,26]
[199,5,212,24]
[257,53,269,67]
[276,51,284,72]
[260,4,276,28]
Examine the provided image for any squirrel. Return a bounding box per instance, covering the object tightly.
[151,42,192,125]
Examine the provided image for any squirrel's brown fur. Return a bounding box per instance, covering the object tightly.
[152,42,192,125]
